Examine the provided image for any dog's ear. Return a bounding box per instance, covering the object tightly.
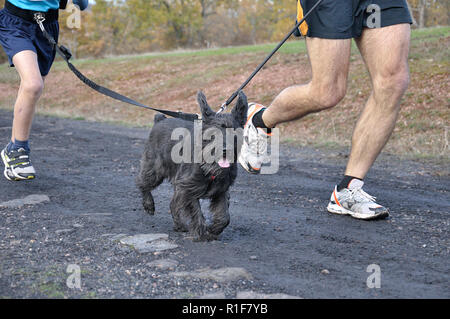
[197,91,215,120]
[232,91,248,128]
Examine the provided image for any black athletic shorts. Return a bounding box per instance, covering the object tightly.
[297,0,413,39]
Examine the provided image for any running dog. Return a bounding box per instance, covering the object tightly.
[136,91,248,241]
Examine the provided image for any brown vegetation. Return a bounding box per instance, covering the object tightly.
[0,26,448,159]
[0,0,448,63]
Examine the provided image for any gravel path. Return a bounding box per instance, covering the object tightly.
[0,110,448,299]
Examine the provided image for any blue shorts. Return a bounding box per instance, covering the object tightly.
[0,7,59,76]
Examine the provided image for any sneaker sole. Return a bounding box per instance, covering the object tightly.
[327,203,389,220]
[238,153,261,175]
[3,167,34,181]
[1,149,8,166]
[3,168,14,181]
[11,171,35,181]
[1,149,13,181]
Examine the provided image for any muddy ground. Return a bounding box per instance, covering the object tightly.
[0,110,448,299]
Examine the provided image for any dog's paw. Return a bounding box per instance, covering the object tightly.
[142,202,155,215]
[173,225,188,232]
[193,232,218,242]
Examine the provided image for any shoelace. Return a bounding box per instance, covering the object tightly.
[247,126,268,155]
[349,187,377,203]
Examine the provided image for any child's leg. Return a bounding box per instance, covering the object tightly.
[1,50,42,180]
[10,50,45,146]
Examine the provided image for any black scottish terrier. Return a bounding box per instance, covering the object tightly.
[136,91,248,241]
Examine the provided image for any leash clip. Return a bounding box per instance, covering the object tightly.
[59,45,73,60]
[216,102,227,114]
[34,13,46,32]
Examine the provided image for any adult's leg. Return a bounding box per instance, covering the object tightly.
[10,50,45,143]
[262,37,352,128]
[238,37,352,174]
[345,24,411,179]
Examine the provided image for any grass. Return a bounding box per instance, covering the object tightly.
[0,26,448,160]
[35,282,66,298]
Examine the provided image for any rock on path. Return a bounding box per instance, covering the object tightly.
[0,194,50,208]
[119,233,178,253]
[171,267,252,283]
[147,259,179,270]
[236,291,302,299]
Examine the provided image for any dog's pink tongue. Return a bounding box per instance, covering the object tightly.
[218,158,230,168]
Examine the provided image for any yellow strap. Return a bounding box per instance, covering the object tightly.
[297,0,309,36]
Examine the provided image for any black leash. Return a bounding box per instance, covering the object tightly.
[34,0,322,119]
[33,13,199,122]
[217,0,323,114]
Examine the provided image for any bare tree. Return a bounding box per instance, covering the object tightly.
[406,0,418,26]
[418,0,427,28]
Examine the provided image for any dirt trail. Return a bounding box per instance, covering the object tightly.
[0,110,448,298]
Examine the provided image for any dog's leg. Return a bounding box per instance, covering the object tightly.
[208,192,231,236]
[170,189,189,232]
[136,159,164,215]
[189,198,216,241]
[171,189,216,241]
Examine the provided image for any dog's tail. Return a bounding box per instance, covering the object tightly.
[154,114,167,123]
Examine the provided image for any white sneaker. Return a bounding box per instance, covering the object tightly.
[238,103,271,174]
[1,147,36,181]
[327,179,389,220]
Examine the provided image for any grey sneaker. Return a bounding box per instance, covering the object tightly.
[327,179,389,220]
[1,147,36,181]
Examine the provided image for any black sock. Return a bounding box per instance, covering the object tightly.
[252,109,272,133]
[337,175,362,191]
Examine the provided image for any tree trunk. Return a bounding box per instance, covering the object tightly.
[418,0,426,28]
[406,1,417,27]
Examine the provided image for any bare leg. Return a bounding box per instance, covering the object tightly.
[345,24,411,179]
[10,50,45,143]
[262,38,352,128]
